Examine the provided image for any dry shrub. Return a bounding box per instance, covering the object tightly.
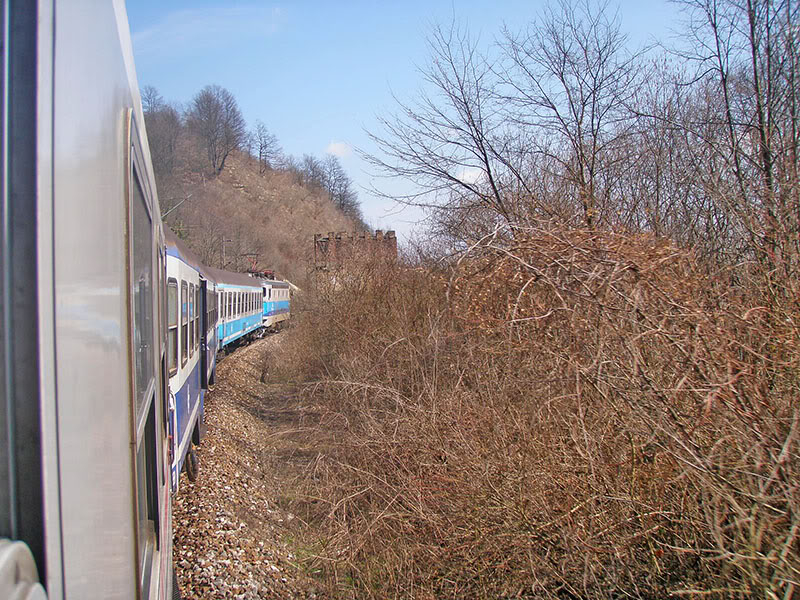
[271,230,799,599]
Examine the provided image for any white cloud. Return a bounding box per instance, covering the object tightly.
[325,141,352,158]
[132,6,283,58]
[456,166,483,185]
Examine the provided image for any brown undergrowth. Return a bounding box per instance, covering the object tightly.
[267,228,799,599]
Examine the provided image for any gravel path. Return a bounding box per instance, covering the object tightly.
[172,334,323,600]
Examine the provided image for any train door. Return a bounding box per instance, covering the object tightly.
[199,278,208,389]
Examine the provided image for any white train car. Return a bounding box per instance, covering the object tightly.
[1,1,177,598]
[262,279,291,329]
[164,231,214,493]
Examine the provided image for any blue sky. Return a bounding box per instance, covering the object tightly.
[127,1,679,240]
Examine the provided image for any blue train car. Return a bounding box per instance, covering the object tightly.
[206,268,264,351]
[164,231,215,491]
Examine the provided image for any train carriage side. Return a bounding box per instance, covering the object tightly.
[164,231,210,491]
[1,2,177,598]
[262,280,291,329]
[206,268,264,351]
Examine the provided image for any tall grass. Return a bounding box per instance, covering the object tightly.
[270,227,799,599]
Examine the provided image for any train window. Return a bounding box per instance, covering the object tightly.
[194,285,200,351]
[209,290,213,331]
[131,171,154,417]
[194,287,198,348]
[167,279,178,375]
[129,140,160,596]
[181,281,188,366]
[135,400,158,589]
[189,283,194,358]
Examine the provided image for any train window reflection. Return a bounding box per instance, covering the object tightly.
[194,285,200,351]
[188,283,194,358]
[181,281,188,366]
[135,398,158,592]
[131,170,153,417]
[167,279,177,375]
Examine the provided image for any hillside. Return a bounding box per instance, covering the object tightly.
[155,151,358,287]
[142,84,364,287]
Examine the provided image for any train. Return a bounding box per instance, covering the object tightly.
[0,2,291,599]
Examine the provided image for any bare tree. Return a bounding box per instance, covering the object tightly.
[365,3,644,243]
[185,84,247,176]
[322,155,362,220]
[498,0,643,227]
[300,154,326,188]
[141,85,164,114]
[668,0,800,274]
[364,23,523,243]
[253,121,282,174]
[143,86,182,178]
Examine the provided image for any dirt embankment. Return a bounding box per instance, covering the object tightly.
[172,334,323,600]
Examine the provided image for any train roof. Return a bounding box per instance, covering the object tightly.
[262,279,289,288]
[164,229,291,288]
[203,265,264,288]
[164,228,212,278]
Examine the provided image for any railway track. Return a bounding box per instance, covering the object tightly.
[172,334,323,600]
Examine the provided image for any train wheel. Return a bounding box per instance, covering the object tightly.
[185,445,199,482]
